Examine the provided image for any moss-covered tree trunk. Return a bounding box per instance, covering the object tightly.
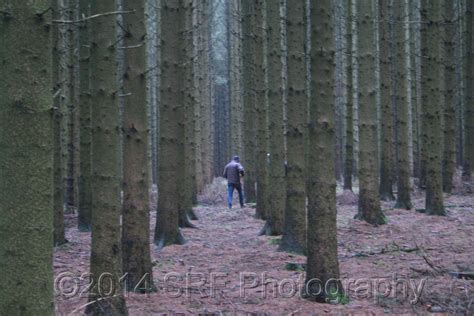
[154,0,186,249]
[420,0,445,216]
[254,0,269,220]
[378,0,395,201]
[261,0,286,235]
[304,0,343,302]
[87,0,128,314]
[463,0,473,180]
[279,0,307,254]
[442,0,457,193]
[355,0,386,226]
[121,0,155,293]
[242,0,257,203]
[0,1,54,314]
[343,0,354,192]
[394,0,413,209]
[78,0,92,232]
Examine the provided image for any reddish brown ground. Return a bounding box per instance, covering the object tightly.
[55,178,473,315]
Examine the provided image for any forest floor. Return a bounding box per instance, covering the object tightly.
[55,177,473,315]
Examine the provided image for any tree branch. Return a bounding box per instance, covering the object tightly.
[52,10,135,24]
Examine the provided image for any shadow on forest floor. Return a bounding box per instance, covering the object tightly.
[54,175,473,315]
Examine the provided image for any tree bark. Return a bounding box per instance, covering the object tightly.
[378,0,395,201]
[394,0,413,209]
[304,0,343,303]
[463,0,473,180]
[254,0,269,220]
[87,0,128,313]
[121,0,155,293]
[53,0,67,245]
[343,0,354,191]
[279,0,307,254]
[78,0,92,232]
[420,0,446,216]
[261,0,286,235]
[0,2,54,314]
[355,0,386,226]
[242,0,257,203]
[443,0,457,193]
[154,0,186,249]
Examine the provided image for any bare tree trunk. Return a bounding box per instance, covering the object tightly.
[304,0,343,303]
[394,0,413,209]
[87,0,128,313]
[421,0,446,216]
[378,0,395,201]
[355,0,386,226]
[154,0,186,248]
[0,1,54,313]
[279,0,307,254]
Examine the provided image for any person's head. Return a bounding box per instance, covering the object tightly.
[233,155,240,163]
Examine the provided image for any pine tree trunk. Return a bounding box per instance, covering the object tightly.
[52,0,67,245]
[344,0,354,191]
[154,0,186,248]
[378,0,395,201]
[179,0,198,228]
[443,0,457,193]
[394,0,413,209]
[355,0,386,226]
[254,0,269,220]
[78,0,92,231]
[304,0,343,302]
[87,0,128,313]
[463,0,473,180]
[242,0,257,203]
[229,0,243,157]
[0,1,54,313]
[121,0,155,293]
[279,0,307,254]
[193,0,204,194]
[261,0,286,235]
[420,0,445,216]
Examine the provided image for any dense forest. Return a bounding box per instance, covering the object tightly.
[0,0,473,314]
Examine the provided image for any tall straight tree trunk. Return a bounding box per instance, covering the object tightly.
[229,0,243,157]
[87,0,128,314]
[242,0,257,203]
[463,0,473,180]
[394,0,412,209]
[261,0,286,235]
[279,0,307,254]
[304,0,343,303]
[378,0,395,201]
[0,2,54,314]
[343,0,354,191]
[254,0,269,220]
[443,0,457,193]
[121,0,155,293]
[410,0,421,179]
[179,0,198,228]
[420,0,445,216]
[78,0,92,231]
[52,0,67,245]
[193,0,204,194]
[355,0,386,226]
[154,0,186,248]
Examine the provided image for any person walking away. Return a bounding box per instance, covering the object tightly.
[223,156,245,209]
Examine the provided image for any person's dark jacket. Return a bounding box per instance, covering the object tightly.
[223,161,244,184]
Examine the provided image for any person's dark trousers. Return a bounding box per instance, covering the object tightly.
[227,183,244,208]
